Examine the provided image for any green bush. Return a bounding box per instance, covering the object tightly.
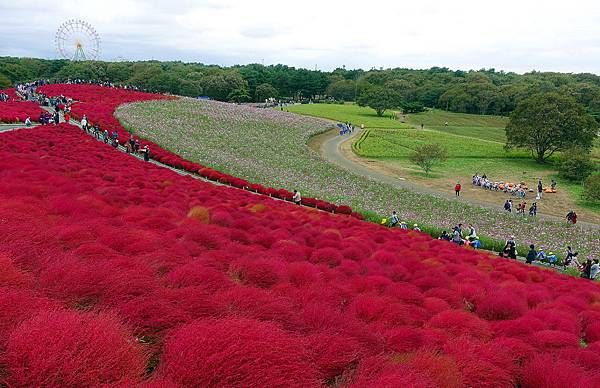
[558,147,595,181]
[584,172,600,202]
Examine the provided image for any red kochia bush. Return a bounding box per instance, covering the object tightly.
[521,354,591,387]
[158,318,320,387]
[3,310,146,387]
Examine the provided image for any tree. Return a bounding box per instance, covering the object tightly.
[409,144,448,174]
[0,73,10,89]
[326,80,356,101]
[255,83,278,102]
[558,147,596,181]
[227,88,251,103]
[356,87,401,116]
[505,93,597,162]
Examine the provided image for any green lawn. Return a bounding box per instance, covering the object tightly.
[404,109,508,128]
[353,128,528,160]
[284,103,412,129]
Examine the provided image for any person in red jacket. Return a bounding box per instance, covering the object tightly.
[454,182,462,196]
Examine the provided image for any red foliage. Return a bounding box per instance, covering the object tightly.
[158,318,319,387]
[2,310,145,387]
[1,122,600,385]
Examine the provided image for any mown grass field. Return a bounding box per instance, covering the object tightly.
[284,103,412,129]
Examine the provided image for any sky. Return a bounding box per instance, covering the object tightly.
[2,0,600,74]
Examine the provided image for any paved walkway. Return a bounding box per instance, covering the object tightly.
[320,128,598,230]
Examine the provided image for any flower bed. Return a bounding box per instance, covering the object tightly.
[1,123,600,386]
[37,84,354,217]
[0,89,45,123]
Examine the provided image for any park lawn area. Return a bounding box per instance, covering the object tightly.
[353,128,529,159]
[284,103,412,129]
[404,108,508,128]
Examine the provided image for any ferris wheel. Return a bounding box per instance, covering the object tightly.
[55,19,101,61]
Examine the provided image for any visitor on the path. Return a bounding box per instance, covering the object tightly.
[399,221,408,230]
[142,145,150,162]
[526,244,537,264]
[389,211,399,227]
[536,248,547,262]
[517,202,526,214]
[292,190,302,205]
[529,202,537,217]
[81,116,87,130]
[536,180,543,200]
[412,224,421,232]
[129,136,135,151]
[591,259,600,280]
[53,111,59,124]
[112,139,119,148]
[454,182,461,196]
[467,225,477,240]
[134,139,140,153]
[103,130,109,143]
[439,231,451,241]
[25,116,31,127]
[452,228,463,246]
[551,179,557,190]
[503,199,513,212]
[564,246,576,269]
[501,235,517,259]
[566,211,578,224]
[547,251,558,267]
[583,259,593,279]
[420,123,424,129]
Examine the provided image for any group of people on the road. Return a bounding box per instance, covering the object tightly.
[337,121,362,135]
[503,199,538,216]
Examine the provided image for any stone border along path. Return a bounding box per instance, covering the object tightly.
[320,127,598,230]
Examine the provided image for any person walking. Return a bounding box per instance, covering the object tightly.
[526,244,537,264]
[103,130,109,144]
[142,145,150,162]
[389,211,399,227]
[454,182,462,196]
[292,190,302,205]
[536,180,543,200]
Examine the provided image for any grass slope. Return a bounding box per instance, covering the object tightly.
[284,103,412,129]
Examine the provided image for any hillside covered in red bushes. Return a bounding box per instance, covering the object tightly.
[0,89,45,123]
[1,123,600,387]
[37,84,355,216]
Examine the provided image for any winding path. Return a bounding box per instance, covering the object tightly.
[319,128,599,229]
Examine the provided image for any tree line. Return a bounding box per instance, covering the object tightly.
[4,57,600,118]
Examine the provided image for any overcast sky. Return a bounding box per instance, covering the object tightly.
[2,0,600,73]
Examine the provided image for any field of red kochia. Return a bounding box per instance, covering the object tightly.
[0,89,45,123]
[37,84,356,216]
[1,123,600,387]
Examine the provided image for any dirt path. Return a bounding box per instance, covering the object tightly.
[319,127,599,229]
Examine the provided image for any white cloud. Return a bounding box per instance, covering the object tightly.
[1,0,600,73]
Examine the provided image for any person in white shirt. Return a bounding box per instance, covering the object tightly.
[292,190,301,205]
[25,116,31,127]
[591,259,600,280]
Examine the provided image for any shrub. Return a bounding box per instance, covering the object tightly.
[158,318,319,387]
[584,172,600,202]
[558,147,595,181]
[3,310,145,387]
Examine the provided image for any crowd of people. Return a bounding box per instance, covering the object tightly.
[0,92,11,102]
[472,174,557,201]
[337,121,360,135]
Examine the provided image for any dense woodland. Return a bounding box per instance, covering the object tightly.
[3,56,600,118]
